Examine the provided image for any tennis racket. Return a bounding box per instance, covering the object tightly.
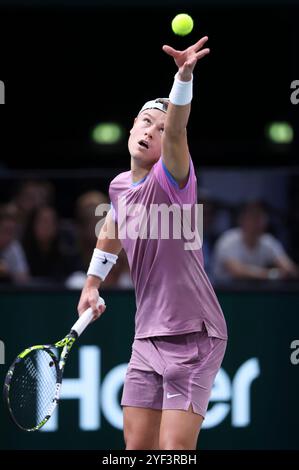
[3,297,105,432]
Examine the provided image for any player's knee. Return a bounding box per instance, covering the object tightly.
[159,427,197,450]
[125,435,159,450]
[125,440,156,450]
[124,429,158,450]
[159,436,192,450]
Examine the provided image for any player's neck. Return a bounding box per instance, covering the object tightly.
[131,161,151,184]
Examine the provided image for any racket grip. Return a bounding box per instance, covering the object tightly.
[71,297,105,337]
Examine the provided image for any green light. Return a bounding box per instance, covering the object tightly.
[91,123,123,144]
[266,122,294,144]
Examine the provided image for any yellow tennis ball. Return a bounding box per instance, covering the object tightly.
[171,13,194,36]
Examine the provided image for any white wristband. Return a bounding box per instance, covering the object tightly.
[87,248,118,281]
[169,73,193,106]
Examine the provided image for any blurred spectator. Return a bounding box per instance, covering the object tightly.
[65,190,133,289]
[22,206,69,281]
[0,206,29,284]
[76,190,109,223]
[13,180,55,236]
[212,201,299,281]
[201,198,217,278]
[199,189,232,279]
[74,191,110,271]
[200,198,225,276]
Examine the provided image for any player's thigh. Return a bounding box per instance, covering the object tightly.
[159,405,203,450]
[123,406,162,450]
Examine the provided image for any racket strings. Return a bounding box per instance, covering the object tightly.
[9,349,58,429]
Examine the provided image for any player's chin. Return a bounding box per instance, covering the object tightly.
[132,152,158,166]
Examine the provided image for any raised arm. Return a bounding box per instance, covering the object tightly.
[162,37,210,188]
[77,209,122,319]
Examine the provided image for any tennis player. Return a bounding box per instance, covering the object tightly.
[78,36,228,450]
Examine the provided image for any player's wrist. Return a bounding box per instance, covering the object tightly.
[169,72,193,106]
[177,71,193,82]
[87,248,118,281]
[85,275,102,289]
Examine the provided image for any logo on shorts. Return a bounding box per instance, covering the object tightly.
[166,393,182,399]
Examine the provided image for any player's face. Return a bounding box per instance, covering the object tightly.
[128,109,166,165]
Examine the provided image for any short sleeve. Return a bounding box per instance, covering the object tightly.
[154,156,197,205]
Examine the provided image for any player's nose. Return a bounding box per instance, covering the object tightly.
[144,129,153,139]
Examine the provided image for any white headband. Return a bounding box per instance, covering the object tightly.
[139,98,169,115]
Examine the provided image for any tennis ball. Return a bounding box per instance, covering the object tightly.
[171,13,194,36]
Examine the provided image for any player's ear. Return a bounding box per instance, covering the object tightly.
[130,117,138,134]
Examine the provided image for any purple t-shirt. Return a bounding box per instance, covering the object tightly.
[109,157,227,340]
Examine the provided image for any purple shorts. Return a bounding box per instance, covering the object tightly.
[121,327,227,417]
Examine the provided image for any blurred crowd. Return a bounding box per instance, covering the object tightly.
[200,196,298,283]
[0,179,298,289]
[0,180,132,289]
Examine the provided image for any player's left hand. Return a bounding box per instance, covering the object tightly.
[162,36,210,81]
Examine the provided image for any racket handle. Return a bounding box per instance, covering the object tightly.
[71,297,105,337]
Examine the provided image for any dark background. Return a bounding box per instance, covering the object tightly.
[0,2,299,454]
[0,4,298,169]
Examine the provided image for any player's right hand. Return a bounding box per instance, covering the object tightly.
[77,286,106,320]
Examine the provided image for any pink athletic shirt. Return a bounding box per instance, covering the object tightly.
[109,157,227,340]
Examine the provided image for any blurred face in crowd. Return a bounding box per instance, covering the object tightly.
[78,215,98,246]
[128,109,166,168]
[202,200,216,232]
[16,182,53,214]
[34,207,58,243]
[240,205,267,238]
[0,218,17,250]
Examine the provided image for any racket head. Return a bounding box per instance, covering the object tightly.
[3,345,61,432]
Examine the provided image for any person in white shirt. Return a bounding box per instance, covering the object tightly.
[0,210,29,284]
[212,201,298,281]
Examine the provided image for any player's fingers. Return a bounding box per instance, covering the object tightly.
[192,36,209,52]
[90,297,107,320]
[162,45,180,57]
[99,304,106,315]
[78,301,88,316]
[183,57,197,70]
[195,48,210,60]
[89,297,101,315]
[91,304,106,322]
